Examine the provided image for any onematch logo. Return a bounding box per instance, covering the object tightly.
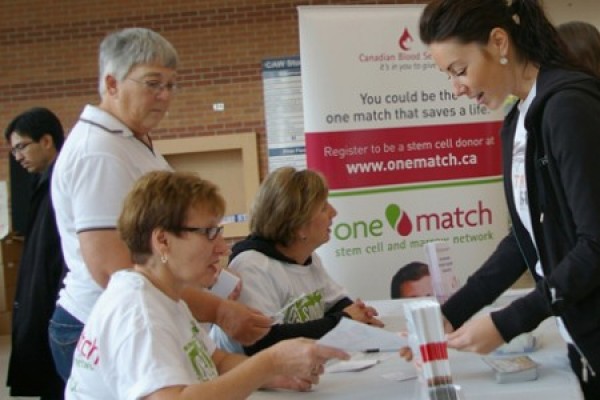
[332,201,492,242]
[385,204,413,236]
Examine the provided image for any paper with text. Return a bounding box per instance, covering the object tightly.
[317,317,407,352]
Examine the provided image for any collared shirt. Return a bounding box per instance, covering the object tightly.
[52,105,172,323]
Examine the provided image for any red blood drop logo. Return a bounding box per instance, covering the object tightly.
[397,212,413,236]
[398,28,413,51]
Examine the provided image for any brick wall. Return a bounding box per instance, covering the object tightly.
[1,0,419,187]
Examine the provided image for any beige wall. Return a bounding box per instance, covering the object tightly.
[545,0,600,27]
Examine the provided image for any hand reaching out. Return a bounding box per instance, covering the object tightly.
[217,300,272,346]
[264,338,350,391]
[446,314,504,354]
[343,299,384,327]
[443,316,454,334]
[399,313,495,364]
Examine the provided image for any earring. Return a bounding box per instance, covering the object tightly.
[500,56,508,65]
[160,254,168,264]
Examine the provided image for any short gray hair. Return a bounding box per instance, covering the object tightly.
[98,27,179,96]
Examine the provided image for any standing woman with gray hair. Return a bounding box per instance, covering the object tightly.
[418,0,600,397]
[50,27,271,381]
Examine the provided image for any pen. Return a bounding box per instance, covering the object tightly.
[364,348,398,353]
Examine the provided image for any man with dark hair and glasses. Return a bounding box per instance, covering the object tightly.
[50,27,271,382]
[4,107,66,399]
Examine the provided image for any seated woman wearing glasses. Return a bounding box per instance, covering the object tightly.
[212,167,383,356]
[66,171,348,400]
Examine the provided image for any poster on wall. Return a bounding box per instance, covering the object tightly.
[262,56,307,171]
[298,5,509,300]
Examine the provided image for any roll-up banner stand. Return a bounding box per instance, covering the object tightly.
[298,5,509,300]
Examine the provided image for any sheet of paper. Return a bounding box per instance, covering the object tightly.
[209,269,240,299]
[317,317,408,352]
[382,370,418,382]
[325,359,379,373]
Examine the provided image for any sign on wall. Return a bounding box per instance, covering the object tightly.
[262,56,307,171]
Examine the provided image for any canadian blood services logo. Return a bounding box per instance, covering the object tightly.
[385,204,413,236]
[398,28,414,51]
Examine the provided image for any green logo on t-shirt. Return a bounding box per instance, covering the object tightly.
[282,289,325,323]
[185,322,218,381]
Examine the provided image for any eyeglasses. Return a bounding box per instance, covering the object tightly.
[127,78,178,95]
[178,226,224,240]
[10,141,34,156]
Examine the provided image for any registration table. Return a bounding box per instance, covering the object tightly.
[249,295,583,400]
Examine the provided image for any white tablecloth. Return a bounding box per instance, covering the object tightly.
[249,294,583,400]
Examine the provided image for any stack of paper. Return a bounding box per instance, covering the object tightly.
[494,332,539,355]
[482,355,538,383]
[424,242,460,304]
[404,299,458,400]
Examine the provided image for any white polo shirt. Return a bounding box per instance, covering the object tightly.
[52,105,172,323]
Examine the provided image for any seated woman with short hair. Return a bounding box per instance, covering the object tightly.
[212,167,383,356]
[66,170,348,400]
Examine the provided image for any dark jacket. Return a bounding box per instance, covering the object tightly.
[230,235,352,356]
[7,162,66,397]
[442,67,600,372]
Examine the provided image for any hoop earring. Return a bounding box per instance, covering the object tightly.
[500,56,508,65]
[160,254,168,264]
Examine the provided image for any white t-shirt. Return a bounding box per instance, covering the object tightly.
[511,83,573,344]
[231,250,347,320]
[66,270,218,400]
[51,105,172,323]
[511,84,536,251]
[211,250,347,351]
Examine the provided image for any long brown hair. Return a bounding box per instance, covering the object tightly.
[557,21,600,79]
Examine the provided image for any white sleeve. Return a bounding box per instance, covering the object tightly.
[72,153,140,232]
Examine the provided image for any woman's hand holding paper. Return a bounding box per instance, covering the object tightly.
[446,314,504,354]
